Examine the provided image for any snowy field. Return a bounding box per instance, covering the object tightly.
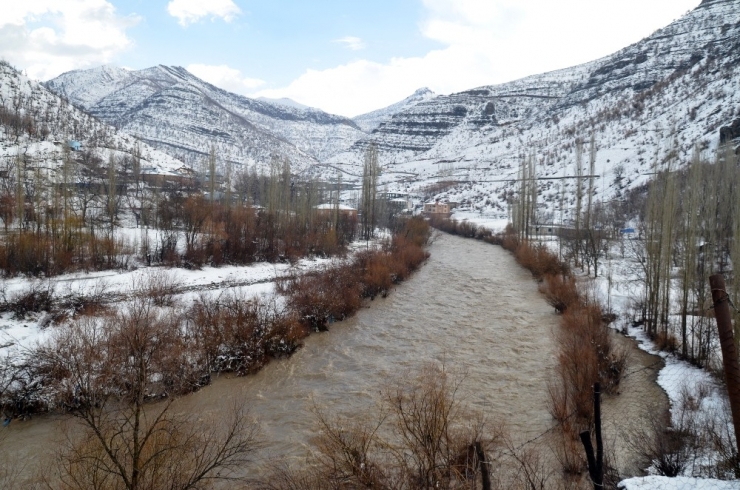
[0,249,345,366]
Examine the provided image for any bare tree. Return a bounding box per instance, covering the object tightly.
[260,364,497,489]
[36,290,261,490]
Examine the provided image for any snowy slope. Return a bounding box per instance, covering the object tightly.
[328,0,740,218]
[45,66,368,172]
[0,61,186,176]
[352,88,437,133]
[257,97,310,110]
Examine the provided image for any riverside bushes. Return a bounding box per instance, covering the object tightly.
[538,273,580,313]
[0,230,129,277]
[430,217,627,475]
[428,215,497,243]
[2,218,430,416]
[278,217,430,332]
[188,293,305,374]
[500,234,626,424]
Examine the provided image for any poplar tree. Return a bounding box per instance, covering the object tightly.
[678,148,702,358]
[574,141,584,266]
[107,154,117,230]
[361,143,380,240]
[15,150,24,229]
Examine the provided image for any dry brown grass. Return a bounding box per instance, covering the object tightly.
[654,330,679,354]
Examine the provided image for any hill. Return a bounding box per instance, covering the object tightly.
[327,0,740,216]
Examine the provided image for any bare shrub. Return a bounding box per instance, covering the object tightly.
[513,241,565,279]
[384,365,489,487]
[551,426,587,477]
[539,274,580,313]
[50,399,261,490]
[498,441,553,490]
[356,250,394,299]
[137,270,179,307]
[309,403,389,487]
[654,331,679,354]
[259,364,499,489]
[279,262,363,331]
[254,464,326,490]
[3,280,56,318]
[627,405,696,478]
[188,292,305,375]
[60,279,111,317]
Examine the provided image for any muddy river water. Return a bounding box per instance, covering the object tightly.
[2,233,668,485]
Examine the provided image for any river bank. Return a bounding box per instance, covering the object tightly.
[0,232,670,489]
[448,212,739,487]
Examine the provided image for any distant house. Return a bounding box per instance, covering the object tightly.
[382,191,409,200]
[314,203,358,220]
[141,167,195,187]
[67,140,82,151]
[423,201,451,218]
[388,198,412,213]
[176,166,197,179]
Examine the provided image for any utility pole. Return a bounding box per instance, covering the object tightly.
[709,274,740,458]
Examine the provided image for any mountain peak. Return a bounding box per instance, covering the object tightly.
[352,88,438,133]
[44,64,367,169]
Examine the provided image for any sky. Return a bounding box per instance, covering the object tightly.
[0,0,702,117]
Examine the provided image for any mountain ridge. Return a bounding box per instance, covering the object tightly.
[45,65,366,172]
[325,0,740,216]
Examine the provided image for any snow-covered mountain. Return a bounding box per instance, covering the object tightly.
[256,97,310,110]
[45,65,367,172]
[0,61,186,177]
[352,88,437,133]
[329,0,740,216]
[37,0,740,216]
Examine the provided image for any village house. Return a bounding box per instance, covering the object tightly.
[387,197,413,214]
[140,166,196,188]
[422,201,451,218]
[314,203,358,220]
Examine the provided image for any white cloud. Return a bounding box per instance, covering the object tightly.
[167,0,241,27]
[0,0,139,81]
[187,64,265,95]
[254,0,700,117]
[333,36,367,51]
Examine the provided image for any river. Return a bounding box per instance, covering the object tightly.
[1,233,667,487]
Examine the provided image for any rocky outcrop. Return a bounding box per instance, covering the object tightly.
[720,118,740,145]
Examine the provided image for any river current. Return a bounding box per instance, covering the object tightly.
[2,233,667,485]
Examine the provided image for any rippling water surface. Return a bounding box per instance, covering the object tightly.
[4,233,667,483]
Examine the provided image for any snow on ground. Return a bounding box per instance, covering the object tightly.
[450,210,509,233]
[0,252,337,362]
[619,476,740,489]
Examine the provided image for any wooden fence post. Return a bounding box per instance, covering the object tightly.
[580,382,604,489]
[709,274,740,459]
